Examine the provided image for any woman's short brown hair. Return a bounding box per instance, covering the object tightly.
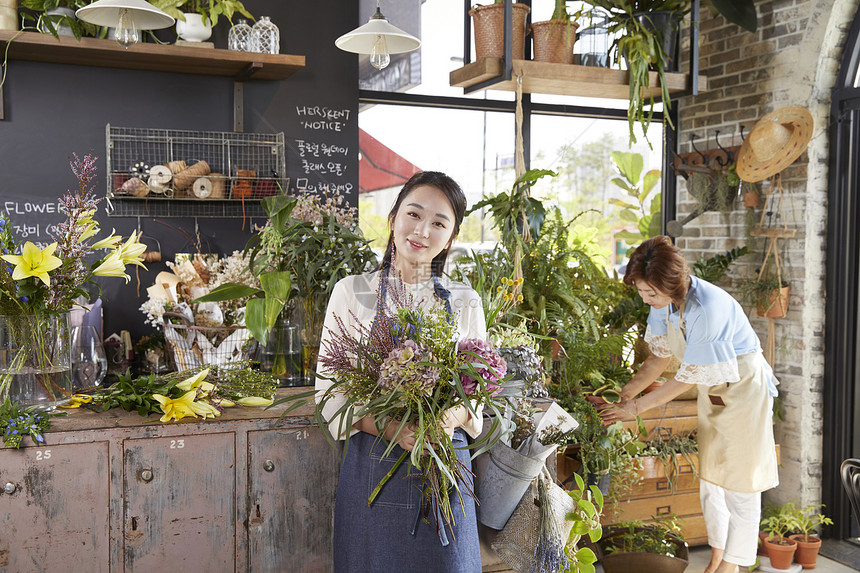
[624,236,690,303]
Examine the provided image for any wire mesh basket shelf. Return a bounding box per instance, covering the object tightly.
[162,314,258,371]
[105,124,287,218]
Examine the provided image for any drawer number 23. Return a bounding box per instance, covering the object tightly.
[170,439,185,449]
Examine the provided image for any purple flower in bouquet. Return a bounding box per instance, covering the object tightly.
[458,338,506,396]
[378,339,440,394]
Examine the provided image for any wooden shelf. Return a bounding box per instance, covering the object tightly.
[449,58,707,99]
[0,30,305,80]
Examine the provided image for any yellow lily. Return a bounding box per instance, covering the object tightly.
[0,241,62,286]
[77,209,99,240]
[176,368,211,392]
[91,229,122,250]
[92,251,129,282]
[237,396,274,407]
[188,399,221,419]
[116,231,147,268]
[152,390,199,423]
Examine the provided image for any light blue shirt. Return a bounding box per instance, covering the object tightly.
[646,276,777,396]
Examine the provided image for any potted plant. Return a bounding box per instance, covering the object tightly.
[579,0,757,147]
[786,503,833,569]
[150,0,252,42]
[530,0,579,64]
[761,502,799,569]
[599,514,689,573]
[469,1,530,61]
[19,0,99,38]
[737,275,790,319]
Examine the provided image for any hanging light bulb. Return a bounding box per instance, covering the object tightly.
[76,0,174,48]
[115,8,140,48]
[369,34,390,70]
[335,1,420,71]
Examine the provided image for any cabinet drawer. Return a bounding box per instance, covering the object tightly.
[603,491,702,523]
[0,441,110,572]
[123,432,236,572]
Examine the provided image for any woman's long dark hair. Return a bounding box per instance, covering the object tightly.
[380,171,467,277]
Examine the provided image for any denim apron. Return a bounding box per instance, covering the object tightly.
[332,267,482,572]
[667,304,779,493]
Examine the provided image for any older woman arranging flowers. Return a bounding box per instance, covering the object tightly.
[315,172,505,573]
[599,236,779,573]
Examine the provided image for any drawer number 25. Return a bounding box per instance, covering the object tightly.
[35,449,51,460]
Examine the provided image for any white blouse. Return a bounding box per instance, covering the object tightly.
[315,270,487,440]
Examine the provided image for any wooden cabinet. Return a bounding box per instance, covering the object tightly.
[0,388,337,572]
[0,441,110,572]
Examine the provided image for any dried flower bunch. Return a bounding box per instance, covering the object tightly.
[0,152,147,316]
[314,275,507,539]
[140,250,259,329]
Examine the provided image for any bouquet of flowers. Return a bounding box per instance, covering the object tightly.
[0,152,146,405]
[315,276,508,537]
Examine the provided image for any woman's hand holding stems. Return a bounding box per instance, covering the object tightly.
[597,354,695,424]
[353,405,470,452]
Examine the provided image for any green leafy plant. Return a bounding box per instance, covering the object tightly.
[564,472,605,573]
[691,246,749,283]
[19,0,101,39]
[788,503,834,542]
[736,274,789,315]
[196,193,376,347]
[607,150,661,248]
[580,0,756,146]
[761,502,799,544]
[150,0,253,26]
[602,514,686,557]
[638,431,698,493]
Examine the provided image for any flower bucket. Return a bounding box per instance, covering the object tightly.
[469,3,530,60]
[0,313,72,410]
[633,10,683,72]
[530,20,578,64]
[599,526,689,573]
[474,440,545,529]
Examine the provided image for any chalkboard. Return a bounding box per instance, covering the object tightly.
[0,0,359,339]
[291,104,355,198]
[1,196,65,249]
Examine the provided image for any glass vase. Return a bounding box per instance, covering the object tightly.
[228,19,253,52]
[250,16,280,54]
[297,295,324,385]
[70,325,107,393]
[258,314,303,387]
[0,313,72,410]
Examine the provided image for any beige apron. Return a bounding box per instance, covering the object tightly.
[666,304,779,493]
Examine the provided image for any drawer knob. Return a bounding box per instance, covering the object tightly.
[263,460,275,472]
[140,469,154,482]
[4,482,17,494]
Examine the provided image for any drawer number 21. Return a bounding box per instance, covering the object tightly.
[170,439,185,449]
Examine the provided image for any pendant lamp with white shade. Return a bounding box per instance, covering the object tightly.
[335,1,420,70]
[76,0,174,48]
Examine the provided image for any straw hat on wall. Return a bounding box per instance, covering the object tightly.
[737,106,814,183]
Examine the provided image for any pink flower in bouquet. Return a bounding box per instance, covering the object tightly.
[378,339,439,394]
[458,338,506,396]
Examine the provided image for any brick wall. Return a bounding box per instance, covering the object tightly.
[675,0,860,508]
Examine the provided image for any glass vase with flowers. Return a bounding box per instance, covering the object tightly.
[0,152,146,409]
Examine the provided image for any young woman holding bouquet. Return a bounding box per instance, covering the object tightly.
[599,236,779,573]
[316,171,487,572]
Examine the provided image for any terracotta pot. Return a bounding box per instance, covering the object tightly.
[643,379,666,394]
[789,534,822,569]
[743,191,761,207]
[530,19,578,64]
[469,3,530,60]
[757,285,790,318]
[764,536,798,570]
[758,531,769,556]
